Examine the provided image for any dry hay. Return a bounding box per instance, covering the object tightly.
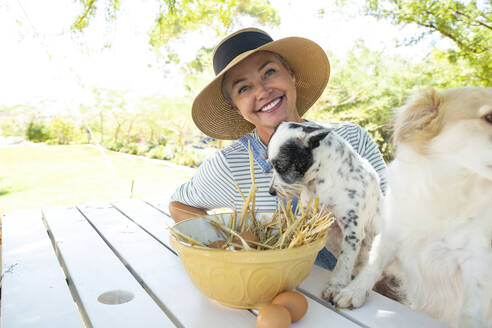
[170,141,334,251]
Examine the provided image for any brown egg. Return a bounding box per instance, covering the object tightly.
[256,304,291,328]
[272,291,308,322]
[208,240,226,249]
[233,231,259,249]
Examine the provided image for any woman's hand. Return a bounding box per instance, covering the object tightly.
[169,201,208,223]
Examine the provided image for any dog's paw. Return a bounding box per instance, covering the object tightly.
[332,285,370,309]
[322,282,345,305]
[322,282,369,309]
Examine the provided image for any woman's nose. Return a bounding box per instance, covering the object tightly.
[256,82,272,100]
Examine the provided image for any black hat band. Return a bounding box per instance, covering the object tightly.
[213,31,273,75]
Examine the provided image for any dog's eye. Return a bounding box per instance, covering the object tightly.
[483,113,492,124]
[273,161,288,173]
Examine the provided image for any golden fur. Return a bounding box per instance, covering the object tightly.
[334,87,492,327]
[393,87,492,154]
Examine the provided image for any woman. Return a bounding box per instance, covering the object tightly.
[169,28,387,270]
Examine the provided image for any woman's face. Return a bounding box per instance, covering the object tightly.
[223,51,300,143]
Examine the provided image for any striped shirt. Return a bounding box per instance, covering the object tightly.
[171,122,387,211]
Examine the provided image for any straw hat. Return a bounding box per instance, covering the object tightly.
[192,27,330,140]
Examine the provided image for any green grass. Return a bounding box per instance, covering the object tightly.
[0,144,195,214]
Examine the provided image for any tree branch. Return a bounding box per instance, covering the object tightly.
[417,13,479,53]
[454,10,492,30]
[74,0,97,29]
[324,92,362,109]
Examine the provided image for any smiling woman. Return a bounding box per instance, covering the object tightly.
[168,28,388,273]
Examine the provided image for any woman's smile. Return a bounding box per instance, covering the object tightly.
[258,96,283,113]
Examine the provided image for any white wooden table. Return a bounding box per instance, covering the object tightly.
[1,198,445,327]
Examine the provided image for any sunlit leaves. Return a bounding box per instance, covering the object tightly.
[306,41,473,161]
[149,0,279,49]
[181,46,214,93]
[72,0,279,50]
[72,0,121,32]
[362,0,491,85]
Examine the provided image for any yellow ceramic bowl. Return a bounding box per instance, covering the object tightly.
[170,213,326,309]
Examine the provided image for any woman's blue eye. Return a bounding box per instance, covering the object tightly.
[265,68,275,76]
[238,86,248,94]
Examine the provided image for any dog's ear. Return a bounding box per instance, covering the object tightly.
[308,131,329,149]
[393,89,443,154]
[268,122,283,145]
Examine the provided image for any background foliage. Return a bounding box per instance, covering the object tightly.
[2,0,490,164]
[363,0,491,86]
[72,0,279,61]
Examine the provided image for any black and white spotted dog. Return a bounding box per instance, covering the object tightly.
[267,121,384,308]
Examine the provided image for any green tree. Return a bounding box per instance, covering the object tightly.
[361,0,491,85]
[47,117,82,145]
[72,0,121,32]
[91,87,130,144]
[72,0,279,49]
[0,104,37,136]
[26,120,51,142]
[182,46,214,94]
[139,94,195,149]
[307,42,447,161]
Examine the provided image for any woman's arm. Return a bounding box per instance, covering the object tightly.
[169,201,208,223]
[357,127,387,194]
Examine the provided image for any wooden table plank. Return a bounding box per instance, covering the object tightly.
[112,198,174,246]
[143,197,171,216]
[81,200,259,328]
[115,199,362,327]
[298,266,446,328]
[1,210,84,328]
[43,205,174,328]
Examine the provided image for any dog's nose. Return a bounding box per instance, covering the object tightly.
[269,187,277,196]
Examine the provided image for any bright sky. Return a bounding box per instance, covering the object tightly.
[0,0,436,112]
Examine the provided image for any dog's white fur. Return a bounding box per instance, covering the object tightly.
[267,121,384,308]
[341,87,492,327]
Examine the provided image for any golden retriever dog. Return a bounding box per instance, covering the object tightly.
[334,87,492,327]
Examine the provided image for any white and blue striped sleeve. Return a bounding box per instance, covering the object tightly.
[170,150,237,210]
[353,125,387,194]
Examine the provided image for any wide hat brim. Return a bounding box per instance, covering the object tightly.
[192,36,330,140]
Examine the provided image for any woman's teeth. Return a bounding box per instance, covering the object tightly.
[259,98,281,112]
